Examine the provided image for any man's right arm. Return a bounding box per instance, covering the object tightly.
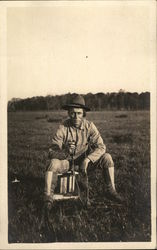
[48,125,67,159]
[51,124,65,151]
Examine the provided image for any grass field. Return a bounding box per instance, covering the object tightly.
[8,110,151,243]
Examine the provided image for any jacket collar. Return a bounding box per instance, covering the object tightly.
[69,118,85,130]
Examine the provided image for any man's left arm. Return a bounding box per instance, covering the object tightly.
[87,122,106,163]
[80,122,106,174]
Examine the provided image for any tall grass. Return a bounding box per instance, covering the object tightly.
[8,110,151,243]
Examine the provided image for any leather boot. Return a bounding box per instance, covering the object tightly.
[44,200,54,211]
[105,184,124,203]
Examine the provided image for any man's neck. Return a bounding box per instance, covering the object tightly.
[70,119,84,129]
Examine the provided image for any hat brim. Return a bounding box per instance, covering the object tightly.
[62,104,90,111]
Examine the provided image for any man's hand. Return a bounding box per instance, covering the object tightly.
[80,158,90,175]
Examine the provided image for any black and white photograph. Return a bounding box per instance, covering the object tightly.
[0,0,156,249]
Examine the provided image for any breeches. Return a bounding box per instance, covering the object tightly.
[47,153,114,173]
[44,153,115,200]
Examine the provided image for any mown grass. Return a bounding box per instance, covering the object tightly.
[8,110,151,243]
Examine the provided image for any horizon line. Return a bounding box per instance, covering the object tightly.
[8,90,150,102]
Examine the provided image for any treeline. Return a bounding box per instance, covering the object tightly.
[8,91,150,112]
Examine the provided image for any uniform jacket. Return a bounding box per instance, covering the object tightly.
[51,118,106,163]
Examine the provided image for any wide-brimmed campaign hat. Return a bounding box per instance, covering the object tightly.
[62,94,90,111]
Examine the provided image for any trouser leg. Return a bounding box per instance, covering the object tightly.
[44,159,70,203]
[98,153,115,190]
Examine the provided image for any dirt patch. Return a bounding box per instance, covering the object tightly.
[35,115,48,120]
[115,114,128,118]
[113,134,133,144]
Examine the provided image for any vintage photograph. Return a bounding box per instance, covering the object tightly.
[0,0,156,249]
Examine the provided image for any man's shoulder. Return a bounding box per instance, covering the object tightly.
[55,119,70,135]
[82,119,93,129]
[83,119,99,132]
[62,119,71,127]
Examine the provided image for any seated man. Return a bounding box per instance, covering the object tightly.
[44,94,123,210]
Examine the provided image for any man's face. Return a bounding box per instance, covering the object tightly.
[68,108,84,128]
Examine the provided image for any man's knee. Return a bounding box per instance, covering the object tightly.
[47,159,59,172]
[47,159,69,173]
[101,153,114,168]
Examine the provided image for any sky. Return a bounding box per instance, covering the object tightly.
[7,2,155,101]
